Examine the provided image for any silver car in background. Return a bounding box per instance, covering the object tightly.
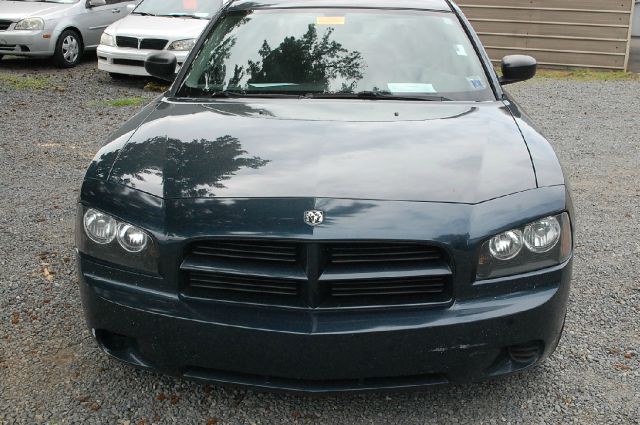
[0,0,135,67]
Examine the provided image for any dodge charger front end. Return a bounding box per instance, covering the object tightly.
[77,0,574,392]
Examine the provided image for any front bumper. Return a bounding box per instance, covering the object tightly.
[0,30,53,57]
[79,253,572,393]
[97,44,188,76]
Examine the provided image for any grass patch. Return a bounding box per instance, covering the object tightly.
[97,97,146,107]
[0,73,50,90]
[535,69,639,81]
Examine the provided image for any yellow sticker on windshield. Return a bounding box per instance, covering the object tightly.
[317,16,346,25]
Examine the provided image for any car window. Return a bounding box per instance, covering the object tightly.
[178,8,494,101]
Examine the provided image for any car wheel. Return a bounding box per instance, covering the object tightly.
[109,72,128,80]
[53,30,83,68]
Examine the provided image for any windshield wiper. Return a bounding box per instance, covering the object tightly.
[307,91,451,101]
[133,12,157,16]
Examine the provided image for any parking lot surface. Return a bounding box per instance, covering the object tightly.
[0,57,638,424]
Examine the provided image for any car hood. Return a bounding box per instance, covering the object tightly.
[96,99,537,204]
[0,1,71,20]
[106,14,209,39]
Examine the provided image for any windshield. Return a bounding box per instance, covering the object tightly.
[134,0,221,19]
[178,8,494,101]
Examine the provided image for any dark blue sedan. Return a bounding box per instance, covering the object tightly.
[76,0,574,392]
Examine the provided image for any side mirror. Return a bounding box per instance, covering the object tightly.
[145,52,177,82]
[87,0,107,7]
[126,4,136,12]
[499,55,537,85]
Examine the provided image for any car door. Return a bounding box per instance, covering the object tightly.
[76,0,129,49]
[73,1,113,49]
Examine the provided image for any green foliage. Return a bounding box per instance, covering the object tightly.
[0,73,50,90]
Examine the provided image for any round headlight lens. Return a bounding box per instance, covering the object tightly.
[489,229,523,260]
[116,223,148,253]
[83,209,117,244]
[523,216,561,253]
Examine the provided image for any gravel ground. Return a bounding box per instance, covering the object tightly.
[0,55,639,425]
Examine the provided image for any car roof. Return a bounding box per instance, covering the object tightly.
[227,0,453,12]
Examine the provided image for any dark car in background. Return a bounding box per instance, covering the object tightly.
[76,0,574,392]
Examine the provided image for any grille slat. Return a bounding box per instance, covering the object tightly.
[331,277,447,297]
[0,20,12,31]
[330,244,442,265]
[191,241,298,263]
[188,272,299,298]
[333,282,445,291]
[191,282,297,296]
[181,240,452,309]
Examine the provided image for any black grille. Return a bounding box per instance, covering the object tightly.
[330,276,447,297]
[0,44,17,51]
[140,38,168,50]
[191,240,298,263]
[186,271,300,306]
[181,240,453,309]
[116,36,138,48]
[115,36,168,50]
[0,20,12,31]
[329,243,442,265]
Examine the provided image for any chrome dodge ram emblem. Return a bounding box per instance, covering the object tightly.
[304,210,324,226]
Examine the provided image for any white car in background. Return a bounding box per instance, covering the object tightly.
[97,0,222,78]
[0,0,135,67]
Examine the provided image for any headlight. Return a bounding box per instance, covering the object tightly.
[488,229,523,260]
[477,212,572,280]
[100,32,115,47]
[117,223,148,253]
[167,38,196,51]
[523,216,561,253]
[15,17,45,31]
[84,209,117,244]
[77,207,158,274]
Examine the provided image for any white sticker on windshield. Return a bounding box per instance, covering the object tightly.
[387,83,436,93]
[455,44,467,56]
[466,77,486,90]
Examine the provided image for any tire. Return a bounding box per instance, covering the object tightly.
[109,72,128,80]
[53,30,83,68]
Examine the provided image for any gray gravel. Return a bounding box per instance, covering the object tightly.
[1,55,639,424]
